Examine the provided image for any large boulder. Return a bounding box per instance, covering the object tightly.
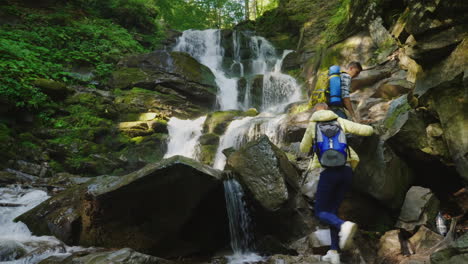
[415,38,468,182]
[226,135,299,211]
[395,186,440,233]
[352,134,414,210]
[110,51,218,114]
[282,108,314,144]
[226,136,315,244]
[16,156,229,257]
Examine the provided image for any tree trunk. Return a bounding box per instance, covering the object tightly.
[244,0,250,20]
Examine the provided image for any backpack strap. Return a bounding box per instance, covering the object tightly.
[332,120,351,159]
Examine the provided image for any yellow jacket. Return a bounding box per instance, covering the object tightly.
[300,110,374,170]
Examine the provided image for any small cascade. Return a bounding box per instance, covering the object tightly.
[262,50,302,112]
[230,31,244,77]
[223,177,255,253]
[213,114,287,170]
[249,36,276,75]
[164,116,207,160]
[223,176,264,264]
[0,187,81,263]
[173,30,239,110]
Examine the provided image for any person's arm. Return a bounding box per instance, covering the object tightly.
[343,97,356,120]
[341,73,356,120]
[339,118,373,136]
[300,122,316,153]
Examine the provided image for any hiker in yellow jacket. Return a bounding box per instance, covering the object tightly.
[300,103,373,264]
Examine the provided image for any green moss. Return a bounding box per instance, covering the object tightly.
[0,123,11,143]
[204,110,245,135]
[244,108,259,117]
[170,52,217,92]
[384,96,411,129]
[289,103,310,115]
[20,141,39,150]
[50,160,65,172]
[199,133,220,146]
[320,0,352,46]
[111,68,148,90]
[199,145,218,166]
[131,136,144,144]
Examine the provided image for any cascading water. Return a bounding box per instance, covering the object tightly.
[170,29,304,262]
[173,30,239,110]
[262,50,302,112]
[223,177,264,264]
[0,187,82,263]
[164,116,206,160]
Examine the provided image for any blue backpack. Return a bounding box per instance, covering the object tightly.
[328,65,342,106]
[313,120,349,167]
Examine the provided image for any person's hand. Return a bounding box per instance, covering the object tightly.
[359,119,373,125]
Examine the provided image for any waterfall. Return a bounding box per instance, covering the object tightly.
[170,30,303,262]
[249,36,276,75]
[223,178,255,253]
[223,178,264,264]
[164,116,206,160]
[0,187,81,263]
[173,30,239,110]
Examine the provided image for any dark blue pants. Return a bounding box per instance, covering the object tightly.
[315,166,353,250]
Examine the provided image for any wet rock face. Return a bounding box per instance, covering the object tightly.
[226,135,298,211]
[16,156,229,257]
[110,50,218,116]
[226,136,316,243]
[415,38,468,181]
[352,134,414,210]
[431,232,468,264]
[38,248,175,264]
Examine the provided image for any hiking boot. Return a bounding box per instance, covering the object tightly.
[339,221,357,250]
[321,250,340,264]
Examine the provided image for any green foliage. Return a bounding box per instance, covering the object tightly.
[321,0,351,46]
[156,0,245,30]
[0,3,152,109]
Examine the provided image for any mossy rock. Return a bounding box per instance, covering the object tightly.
[170,51,217,90]
[110,51,218,109]
[33,78,72,99]
[244,108,259,116]
[114,87,207,119]
[110,68,149,90]
[199,133,220,146]
[383,95,411,130]
[203,110,245,135]
[199,145,218,166]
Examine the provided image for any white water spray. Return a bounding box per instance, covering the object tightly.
[0,187,83,263]
[164,116,207,160]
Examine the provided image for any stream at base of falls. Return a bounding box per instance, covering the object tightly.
[0,187,84,263]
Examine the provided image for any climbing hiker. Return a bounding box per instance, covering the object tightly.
[299,102,373,264]
[329,61,362,121]
[310,62,363,121]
